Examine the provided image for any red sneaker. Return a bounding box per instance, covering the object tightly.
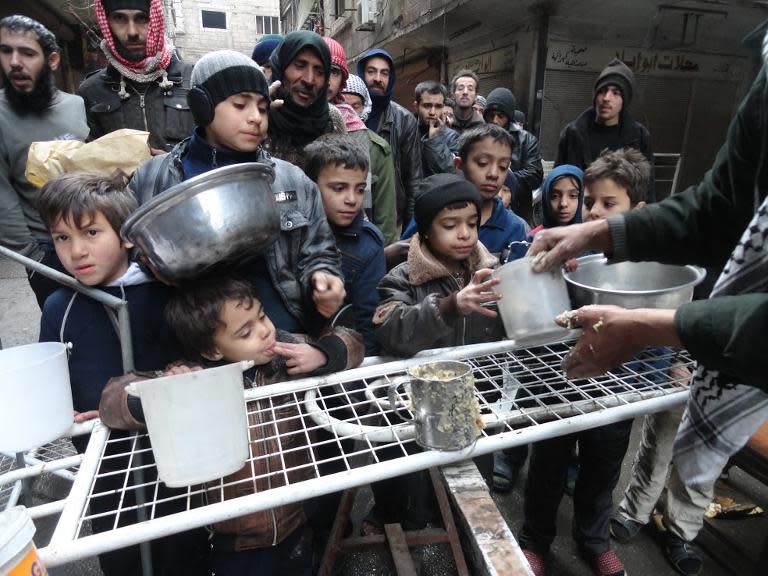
[585,549,626,576]
[522,548,549,576]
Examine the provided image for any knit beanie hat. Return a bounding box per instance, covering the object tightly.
[189,50,269,126]
[594,58,635,107]
[251,34,282,66]
[483,87,516,123]
[342,74,372,121]
[101,0,150,14]
[415,173,483,239]
[474,95,487,109]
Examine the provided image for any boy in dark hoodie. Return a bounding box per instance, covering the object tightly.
[484,87,543,225]
[100,276,364,576]
[358,48,422,229]
[37,172,207,576]
[129,50,345,335]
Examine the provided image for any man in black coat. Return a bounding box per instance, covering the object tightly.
[484,87,543,224]
[556,58,655,202]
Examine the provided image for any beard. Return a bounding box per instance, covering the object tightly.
[114,36,146,62]
[1,64,56,115]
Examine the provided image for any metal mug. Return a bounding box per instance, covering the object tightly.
[387,361,482,451]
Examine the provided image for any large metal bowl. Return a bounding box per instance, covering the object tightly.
[563,254,706,309]
[122,163,280,280]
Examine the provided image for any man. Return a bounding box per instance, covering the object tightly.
[484,87,543,224]
[414,80,459,177]
[529,23,768,576]
[79,0,194,155]
[0,15,89,308]
[266,30,345,170]
[450,69,484,134]
[556,58,655,202]
[358,49,422,229]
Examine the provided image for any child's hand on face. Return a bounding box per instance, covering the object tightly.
[273,342,327,375]
[312,271,346,318]
[455,268,502,317]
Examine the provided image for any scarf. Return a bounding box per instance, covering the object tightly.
[95,0,173,99]
[267,31,331,147]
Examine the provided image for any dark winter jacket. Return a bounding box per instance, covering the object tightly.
[39,273,182,451]
[556,107,655,202]
[333,214,386,355]
[373,236,505,356]
[129,138,342,333]
[419,121,460,177]
[78,54,195,152]
[449,108,484,134]
[99,327,364,550]
[358,49,423,227]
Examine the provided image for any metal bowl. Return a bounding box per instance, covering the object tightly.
[122,163,279,280]
[563,254,706,310]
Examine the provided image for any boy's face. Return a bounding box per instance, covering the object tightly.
[317,164,367,227]
[595,85,623,126]
[426,203,479,266]
[205,92,268,153]
[549,176,581,225]
[206,297,276,364]
[455,138,512,201]
[497,184,512,209]
[51,210,131,286]
[584,177,644,220]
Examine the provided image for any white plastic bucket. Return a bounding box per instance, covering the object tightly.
[0,342,73,453]
[0,506,47,575]
[126,361,252,487]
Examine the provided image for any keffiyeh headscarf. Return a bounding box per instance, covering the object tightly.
[342,74,372,121]
[95,0,173,99]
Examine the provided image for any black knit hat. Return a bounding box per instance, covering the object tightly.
[594,58,635,107]
[483,87,516,124]
[101,0,150,14]
[415,173,483,239]
[189,50,269,126]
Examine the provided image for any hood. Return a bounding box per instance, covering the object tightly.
[541,164,584,228]
[484,87,516,122]
[357,48,396,99]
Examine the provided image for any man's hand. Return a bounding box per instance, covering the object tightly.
[273,342,326,375]
[428,115,446,139]
[455,268,502,317]
[528,220,613,272]
[269,80,284,109]
[556,305,681,378]
[312,271,346,318]
[74,410,99,423]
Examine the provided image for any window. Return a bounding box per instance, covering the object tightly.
[334,0,346,18]
[256,15,280,35]
[201,10,226,29]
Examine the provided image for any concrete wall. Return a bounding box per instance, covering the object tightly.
[167,0,280,62]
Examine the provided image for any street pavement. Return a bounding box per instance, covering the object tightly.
[1,255,761,575]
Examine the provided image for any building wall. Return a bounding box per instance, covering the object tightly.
[166,0,280,62]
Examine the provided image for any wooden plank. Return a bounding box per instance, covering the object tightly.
[441,460,534,576]
[384,523,419,576]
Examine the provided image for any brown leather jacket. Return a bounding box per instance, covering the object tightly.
[99,327,364,550]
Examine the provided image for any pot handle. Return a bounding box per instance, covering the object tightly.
[386,376,414,423]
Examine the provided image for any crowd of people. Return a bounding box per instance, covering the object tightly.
[2,1,767,576]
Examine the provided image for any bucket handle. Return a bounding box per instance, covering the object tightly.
[386,376,417,424]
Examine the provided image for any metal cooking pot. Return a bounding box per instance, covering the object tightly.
[564,254,706,309]
[122,163,280,280]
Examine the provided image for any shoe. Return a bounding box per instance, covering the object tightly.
[581,549,626,576]
[521,548,549,576]
[492,451,520,492]
[610,515,644,543]
[662,532,703,576]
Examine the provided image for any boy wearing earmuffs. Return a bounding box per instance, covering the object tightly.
[128,50,346,336]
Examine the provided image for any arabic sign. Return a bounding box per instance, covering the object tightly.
[547,41,746,82]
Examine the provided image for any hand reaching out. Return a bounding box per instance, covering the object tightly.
[455,268,502,317]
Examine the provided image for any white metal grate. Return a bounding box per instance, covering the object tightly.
[39,339,693,567]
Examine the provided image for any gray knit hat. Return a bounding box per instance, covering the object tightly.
[594,58,635,107]
[189,50,269,126]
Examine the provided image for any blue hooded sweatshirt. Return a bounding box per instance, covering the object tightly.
[357,48,395,131]
[540,164,584,229]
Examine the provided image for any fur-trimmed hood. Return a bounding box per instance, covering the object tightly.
[406,234,497,286]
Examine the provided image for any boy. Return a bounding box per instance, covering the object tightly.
[100,276,364,576]
[304,133,386,355]
[395,124,529,265]
[519,148,651,576]
[129,50,345,335]
[36,172,207,576]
